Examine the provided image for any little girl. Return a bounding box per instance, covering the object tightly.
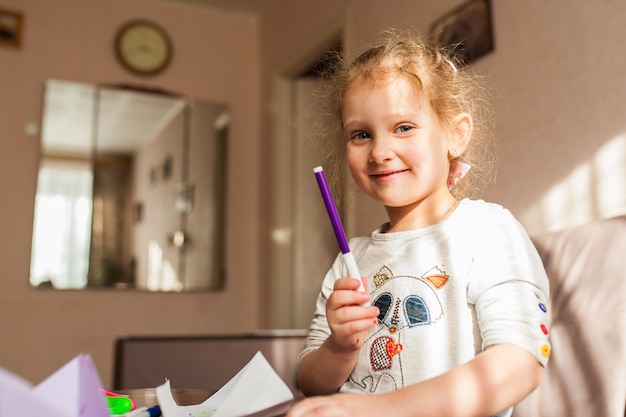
[288,31,551,417]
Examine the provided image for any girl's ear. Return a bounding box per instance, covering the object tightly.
[449,113,473,158]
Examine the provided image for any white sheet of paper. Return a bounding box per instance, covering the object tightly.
[156,351,294,417]
[0,353,109,417]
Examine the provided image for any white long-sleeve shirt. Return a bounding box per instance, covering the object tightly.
[299,199,551,417]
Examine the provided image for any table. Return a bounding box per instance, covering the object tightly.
[116,388,213,408]
[115,388,296,416]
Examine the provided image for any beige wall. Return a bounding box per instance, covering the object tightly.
[262,0,626,237]
[0,0,261,389]
[1,0,624,390]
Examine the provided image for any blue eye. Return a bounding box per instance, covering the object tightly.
[351,131,370,141]
[396,125,413,133]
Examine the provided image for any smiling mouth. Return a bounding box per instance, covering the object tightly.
[370,169,408,180]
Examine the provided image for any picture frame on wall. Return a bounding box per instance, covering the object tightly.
[430,0,494,66]
[0,7,23,48]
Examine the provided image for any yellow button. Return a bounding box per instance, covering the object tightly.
[541,344,551,358]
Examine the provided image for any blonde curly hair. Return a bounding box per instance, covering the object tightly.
[310,29,495,212]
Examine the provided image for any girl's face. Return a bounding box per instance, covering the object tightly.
[342,75,464,228]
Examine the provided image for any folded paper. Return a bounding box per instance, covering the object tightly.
[156,351,294,417]
[0,353,110,417]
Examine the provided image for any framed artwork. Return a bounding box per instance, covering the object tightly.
[0,7,23,48]
[430,0,494,66]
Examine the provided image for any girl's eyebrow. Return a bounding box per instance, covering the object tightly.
[342,117,368,129]
[343,124,371,137]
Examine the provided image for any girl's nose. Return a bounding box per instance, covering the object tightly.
[369,139,395,163]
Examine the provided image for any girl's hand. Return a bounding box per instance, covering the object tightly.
[326,276,378,350]
[287,392,396,417]
[296,276,378,396]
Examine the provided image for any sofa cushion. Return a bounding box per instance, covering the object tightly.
[512,215,626,417]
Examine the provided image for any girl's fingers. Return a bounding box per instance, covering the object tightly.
[327,288,371,310]
[333,276,363,291]
[328,309,378,349]
[288,397,343,417]
[326,276,378,349]
[328,305,378,325]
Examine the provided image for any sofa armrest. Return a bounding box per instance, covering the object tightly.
[512,216,626,417]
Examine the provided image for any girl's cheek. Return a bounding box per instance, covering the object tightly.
[347,156,364,178]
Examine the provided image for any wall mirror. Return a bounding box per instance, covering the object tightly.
[30,79,229,291]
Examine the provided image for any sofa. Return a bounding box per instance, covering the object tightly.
[512,215,626,417]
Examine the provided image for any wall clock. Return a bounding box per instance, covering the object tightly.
[114,20,172,76]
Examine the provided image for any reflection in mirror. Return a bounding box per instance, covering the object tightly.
[30,79,228,291]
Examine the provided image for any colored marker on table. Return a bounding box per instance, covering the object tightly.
[313,166,364,292]
[105,395,134,414]
[102,389,135,414]
[125,405,161,417]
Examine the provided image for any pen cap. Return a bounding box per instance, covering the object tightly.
[105,395,133,414]
[146,405,162,417]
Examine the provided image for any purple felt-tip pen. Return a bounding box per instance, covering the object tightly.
[314,166,364,292]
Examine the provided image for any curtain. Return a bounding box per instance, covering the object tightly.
[30,159,93,289]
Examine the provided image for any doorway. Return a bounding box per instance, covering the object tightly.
[268,39,344,329]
